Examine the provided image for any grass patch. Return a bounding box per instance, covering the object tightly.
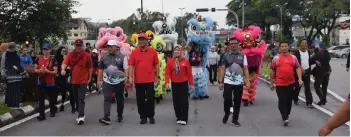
[21,102,36,107]
[260,65,270,76]
[0,103,12,115]
[0,102,37,115]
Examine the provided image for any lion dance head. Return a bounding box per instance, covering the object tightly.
[95,27,131,59]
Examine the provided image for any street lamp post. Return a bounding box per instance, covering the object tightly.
[276,3,287,40]
[179,8,185,45]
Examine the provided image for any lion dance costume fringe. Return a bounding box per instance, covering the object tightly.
[186,16,215,99]
[233,25,266,106]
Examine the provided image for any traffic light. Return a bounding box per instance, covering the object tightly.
[196,8,209,12]
[211,8,216,12]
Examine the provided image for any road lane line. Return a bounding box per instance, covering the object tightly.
[310,78,346,102]
[258,77,350,127]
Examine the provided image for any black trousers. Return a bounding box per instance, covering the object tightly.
[276,84,294,121]
[223,84,243,121]
[135,82,155,119]
[207,64,217,84]
[171,81,189,122]
[314,72,330,102]
[55,76,74,107]
[294,69,313,105]
[103,82,124,117]
[72,84,87,117]
[5,82,21,108]
[39,86,57,117]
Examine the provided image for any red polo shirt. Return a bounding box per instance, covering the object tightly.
[128,46,159,83]
[63,50,92,84]
[165,58,194,85]
[270,54,301,86]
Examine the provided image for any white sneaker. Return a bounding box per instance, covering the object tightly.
[177,120,182,124]
[76,115,85,125]
[180,121,187,125]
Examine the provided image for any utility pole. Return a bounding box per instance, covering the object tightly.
[179,8,185,45]
[162,0,164,14]
[242,0,245,27]
[141,0,144,22]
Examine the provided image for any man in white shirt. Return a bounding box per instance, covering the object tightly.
[293,39,313,108]
[207,46,219,85]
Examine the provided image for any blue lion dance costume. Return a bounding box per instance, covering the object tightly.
[186,16,215,100]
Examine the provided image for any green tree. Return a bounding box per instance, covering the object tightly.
[175,12,197,44]
[0,0,78,51]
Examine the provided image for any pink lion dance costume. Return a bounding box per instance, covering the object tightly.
[95,27,131,59]
[233,25,266,106]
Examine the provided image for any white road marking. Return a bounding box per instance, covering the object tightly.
[0,90,97,132]
[310,78,346,102]
[258,77,349,127]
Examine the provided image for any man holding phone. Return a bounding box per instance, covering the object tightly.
[218,37,249,127]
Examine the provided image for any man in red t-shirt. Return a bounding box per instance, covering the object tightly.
[270,41,302,127]
[128,31,159,124]
[61,39,93,125]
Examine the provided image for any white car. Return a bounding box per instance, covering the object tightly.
[335,48,350,58]
[328,46,349,57]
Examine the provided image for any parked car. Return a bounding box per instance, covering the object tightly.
[335,48,350,58]
[328,45,349,57]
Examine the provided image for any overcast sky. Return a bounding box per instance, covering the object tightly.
[73,0,232,28]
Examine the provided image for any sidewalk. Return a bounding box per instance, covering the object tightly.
[0,91,98,128]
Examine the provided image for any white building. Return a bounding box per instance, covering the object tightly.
[330,15,350,45]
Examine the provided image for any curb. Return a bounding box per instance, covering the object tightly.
[257,74,350,126]
[0,90,98,128]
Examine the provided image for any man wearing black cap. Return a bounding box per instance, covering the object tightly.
[98,40,129,125]
[61,39,93,125]
[128,32,160,124]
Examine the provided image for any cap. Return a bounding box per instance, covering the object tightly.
[107,40,117,46]
[43,44,52,50]
[138,32,148,40]
[92,49,98,53]
[74,39,84,46]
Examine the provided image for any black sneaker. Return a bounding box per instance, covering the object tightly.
[203,95,209,99]
[60,105,65,112]
[317,101,325,105]
[50,113,55,117]
[306,104,314,109]
[249,101,254,105]
[222,114,229,124]
[243,102,249,107]
[37,116,46,121]
[294,100,299,105]
[149,117,155,124]
[283,120,289,127]
[99,117,111,125]
[140,118,147,124]
[230,120,241,127]
[117,116,123,123]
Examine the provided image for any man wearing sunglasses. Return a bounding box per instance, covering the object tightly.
[61,39,93,125]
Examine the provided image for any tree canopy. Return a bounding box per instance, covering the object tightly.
[0,0,78,46]
[226,0,350,45]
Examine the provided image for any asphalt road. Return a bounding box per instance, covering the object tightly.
[0,83,349,136]
[326,58,350,98]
